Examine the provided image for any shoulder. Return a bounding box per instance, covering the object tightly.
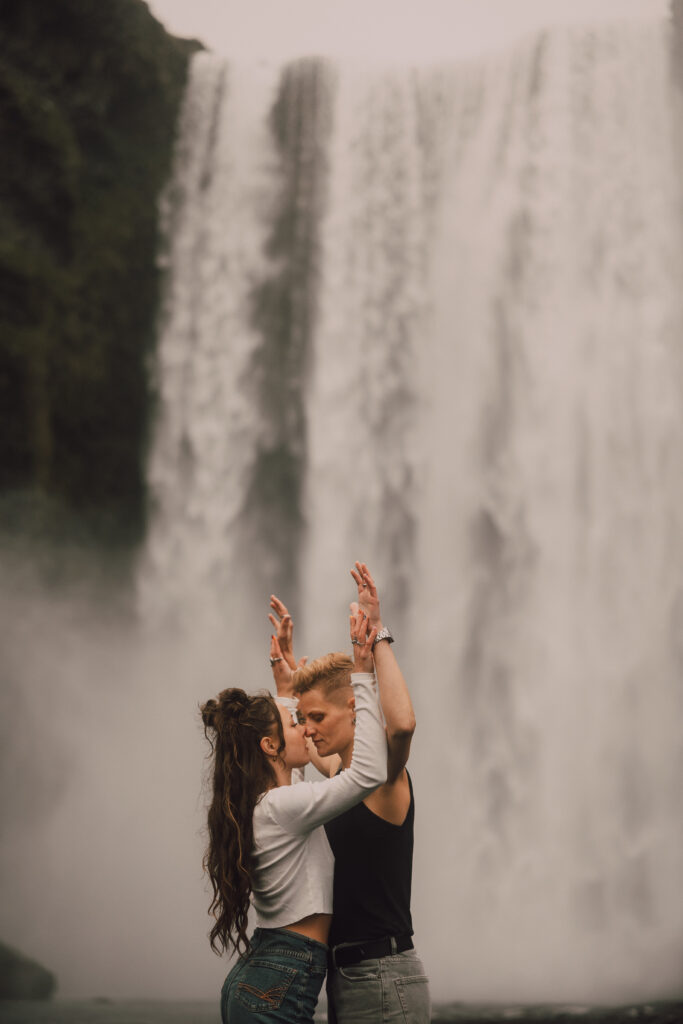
[364,767,412,824]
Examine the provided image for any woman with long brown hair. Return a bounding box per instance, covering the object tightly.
[201,606,387,1023]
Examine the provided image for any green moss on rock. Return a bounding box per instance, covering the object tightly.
[0,0,200,548]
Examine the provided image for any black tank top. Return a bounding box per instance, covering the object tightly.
[324,771,414,946]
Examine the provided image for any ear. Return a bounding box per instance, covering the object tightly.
[260,734,278,759]
[347,694,356,715]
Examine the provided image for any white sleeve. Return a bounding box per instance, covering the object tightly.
[263,673,387,835]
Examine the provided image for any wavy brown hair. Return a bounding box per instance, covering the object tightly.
[201,688,285,956]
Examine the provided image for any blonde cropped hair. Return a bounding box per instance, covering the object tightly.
[292,652,353,702]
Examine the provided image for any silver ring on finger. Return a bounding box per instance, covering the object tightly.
[270,657,283,666]
[351,638,360,645]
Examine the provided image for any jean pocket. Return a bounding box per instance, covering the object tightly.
[236,958,298,1012]
[394,973,431,1023]
[337,960,380,982]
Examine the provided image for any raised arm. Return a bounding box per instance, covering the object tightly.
[351,561,416,784]
[269,595,339,777]
[264,611,387,834]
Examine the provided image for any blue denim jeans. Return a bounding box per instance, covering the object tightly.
[327,947,431,1024]
[221,927,328,1023]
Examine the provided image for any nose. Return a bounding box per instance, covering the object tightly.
[304,723,316,738]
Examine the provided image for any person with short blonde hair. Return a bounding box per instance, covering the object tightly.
[292,652,353,701]
[269,563,431,1024]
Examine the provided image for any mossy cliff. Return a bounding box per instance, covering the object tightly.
[0,0,200,551]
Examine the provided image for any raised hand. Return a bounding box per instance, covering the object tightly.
[350,561,382,628]
[268,595,299,671]
[350,606,378,673]
[269,634,295,695]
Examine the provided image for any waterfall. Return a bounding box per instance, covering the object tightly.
[140,56,281,637]
[143,18,683,1002]
[411,24,683,1001]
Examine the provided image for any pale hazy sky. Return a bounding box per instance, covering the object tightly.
[146,0,669,60]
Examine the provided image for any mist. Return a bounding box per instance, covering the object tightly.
[146,0,669,61]
[0,549,244,999]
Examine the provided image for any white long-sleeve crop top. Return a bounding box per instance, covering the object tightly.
[251,672,387,929]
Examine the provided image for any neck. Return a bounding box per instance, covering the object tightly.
[270,760,293,787]
[339,738,355,771]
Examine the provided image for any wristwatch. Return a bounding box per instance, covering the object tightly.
[372,626,394,648]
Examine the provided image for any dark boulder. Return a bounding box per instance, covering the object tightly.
[0,940,57,1000]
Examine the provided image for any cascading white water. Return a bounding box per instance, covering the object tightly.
[143,17,683,1003]
[299,60,435,635]
[140,54,285,646]
[407,23,683,1001]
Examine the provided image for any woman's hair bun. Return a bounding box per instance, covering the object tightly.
[220,689,250,714]
[201,698,220,730]
[201,688,252,732]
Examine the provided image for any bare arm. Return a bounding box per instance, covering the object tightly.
[351,561,416,783]
[269,600,339,777]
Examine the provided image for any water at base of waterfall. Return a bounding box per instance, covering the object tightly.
[0,999,682,1023]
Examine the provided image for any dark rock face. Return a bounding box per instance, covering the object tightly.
[672,0,683,81]
[243,58,334,606]
[0,0,199,550]
[0,940,56,1000]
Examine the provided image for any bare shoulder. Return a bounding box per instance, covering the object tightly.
[363,768,411,826]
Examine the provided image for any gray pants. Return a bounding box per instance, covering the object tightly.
[326,948,431,1023]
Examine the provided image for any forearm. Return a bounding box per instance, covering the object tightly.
[270,635,296,697]
[373,639,416,738]
[351,562,415,775]
[273,673,295,698]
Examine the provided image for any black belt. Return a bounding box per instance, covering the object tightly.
[330,934,413,969]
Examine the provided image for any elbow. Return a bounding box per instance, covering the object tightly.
[388,717,416,744]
